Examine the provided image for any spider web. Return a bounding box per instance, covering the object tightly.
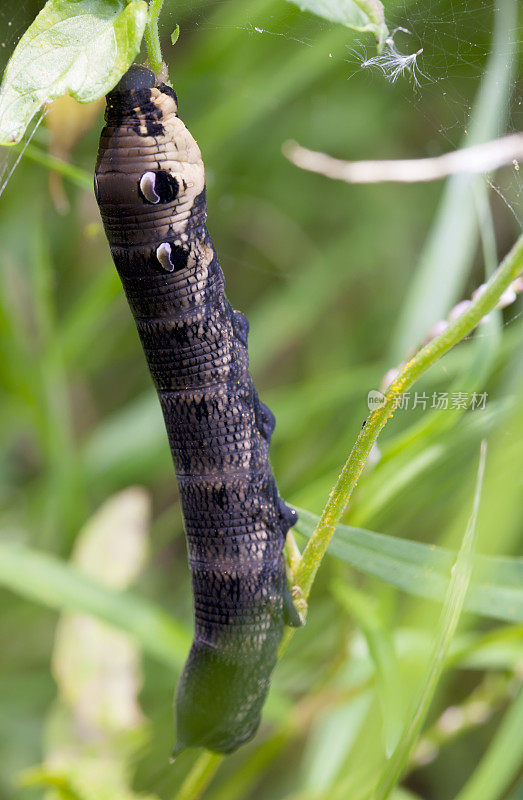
[0,0,521,215]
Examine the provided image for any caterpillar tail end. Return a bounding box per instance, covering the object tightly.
[170,740,187,762]
[174,638,278,754]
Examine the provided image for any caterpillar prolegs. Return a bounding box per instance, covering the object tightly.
[94,64,302,755]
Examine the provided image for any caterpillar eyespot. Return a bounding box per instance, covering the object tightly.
[156,241,188,272]
[139,170,180,204]
[95,63,302,756]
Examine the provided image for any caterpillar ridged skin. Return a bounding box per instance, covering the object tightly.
[94,64,302,755]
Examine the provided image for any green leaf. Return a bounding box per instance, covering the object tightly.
[0,538,190,667]
[294,507,523,624]
[332,582,404,755]
[171,24,181,46]
[286,0,388,51]
[0,0,148,145]
[302,693,372,794]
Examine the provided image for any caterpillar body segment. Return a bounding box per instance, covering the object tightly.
[94,64,301,755]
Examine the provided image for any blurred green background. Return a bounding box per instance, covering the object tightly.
[0,0,521,798]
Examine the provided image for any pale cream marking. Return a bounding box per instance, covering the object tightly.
[156,242,174,272]
[139,171,160,203]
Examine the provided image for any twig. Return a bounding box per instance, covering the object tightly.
[283,134,523,184]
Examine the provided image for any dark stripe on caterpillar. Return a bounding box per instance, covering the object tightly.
[94,64,302,756]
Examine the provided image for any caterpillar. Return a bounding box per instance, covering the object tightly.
[94,64,302,755]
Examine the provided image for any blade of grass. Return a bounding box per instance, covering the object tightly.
[248,238,355,372]
[0,539,189,667]
[332,582,404,755]
[453,686,523,800]
[391,790,424,800]
[294,507,523,624]
[200,25,350,159]
[449,625,523,673]
[13,141,93,190]
[209,729,294,800]
[81,390,169,485]
[302,693,373,795]
[32,221,83,546]
[390,0,517,360]
[61,268,121,366]
[371,441,487,800]
[505,778,523,800]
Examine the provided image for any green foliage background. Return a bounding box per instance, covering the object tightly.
[0,0,521,798]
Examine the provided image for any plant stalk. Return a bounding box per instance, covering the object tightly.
[294,233,523,602]
[144,0,166,76]
[172,232,523,800]
[173,751,223,800]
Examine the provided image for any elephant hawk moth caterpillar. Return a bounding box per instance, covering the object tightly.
[94,64,302,755]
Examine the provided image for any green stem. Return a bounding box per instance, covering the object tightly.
[294,233,523,601]
[173,235,523,799]
[173,752,223,800]
[14,142,92,190]
[144,0,166,76]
